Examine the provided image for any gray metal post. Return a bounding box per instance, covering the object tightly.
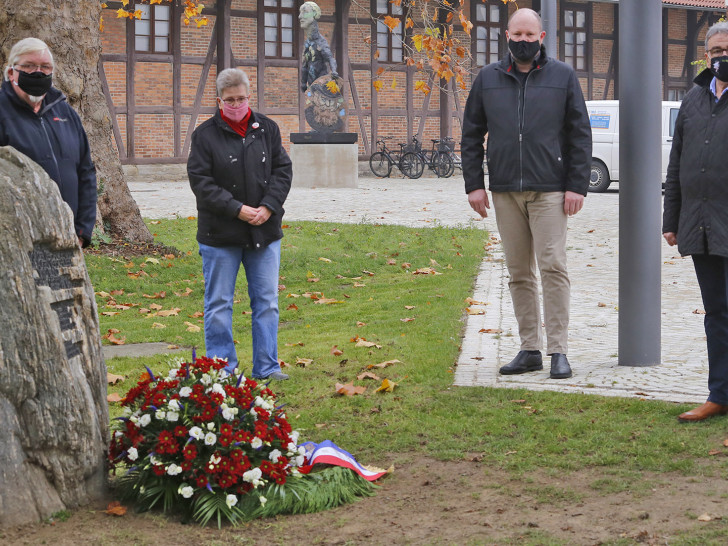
[618,0,662,366]
[541,0,557,59]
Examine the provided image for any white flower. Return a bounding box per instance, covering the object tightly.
[249,407,258,419]
[189,426,203,440]
[179,386,192,398]
[251,437,263,449]
[168,399,181,411]
[207,422,215,431]
[150,455,162,466]
[290,431,300,444]
[222,406,235,421]
[286,442,297,453]
[204,432,217,446]
[129,415,138,424]
[114,431,123,439]
[295,455,305,467]
[155,410,167,420]
[139,414,151,427]
[127,447,139,461]
[269,449,282,463]
[211,383,225,395]
[226,494,238,509]
[243,468,262,483]
[259,495,267,506]
[166,411,179,422]
[179,485,194,499]
[254,396,265,407]
[167,464,182,476]
[122,407,132,417]
[209,453,221,465]
[200,373,212,386]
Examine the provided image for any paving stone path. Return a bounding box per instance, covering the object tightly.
[129,176,707,404]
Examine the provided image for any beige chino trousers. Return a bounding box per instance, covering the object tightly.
[492,191,570,355]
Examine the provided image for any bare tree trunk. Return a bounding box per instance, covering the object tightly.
[0,0,153,243]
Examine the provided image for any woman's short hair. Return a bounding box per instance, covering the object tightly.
[4,37,54,81]
[216,68,250,96]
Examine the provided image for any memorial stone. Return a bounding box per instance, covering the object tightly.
[0,146,108,526]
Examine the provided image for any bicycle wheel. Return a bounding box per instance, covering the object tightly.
[400,152,425,179]
[369,152,392,178]
[432,151,454,178]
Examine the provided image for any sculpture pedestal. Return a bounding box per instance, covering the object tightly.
[290,133,358,188]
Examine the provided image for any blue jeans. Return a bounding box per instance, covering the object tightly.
[199,240,282,378]
[693,254,728,405]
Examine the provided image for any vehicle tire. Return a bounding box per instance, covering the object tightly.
[432,152,454,178]
[589,160,611,192]
[400,152,425,179]
[370,152,392,178]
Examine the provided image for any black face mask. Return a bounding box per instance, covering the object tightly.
[16,70,53,97]
[508,39,541,64]
[709,55,728,82]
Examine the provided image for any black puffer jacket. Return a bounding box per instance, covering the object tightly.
[188,110,292,249]
[462,47,591,195]
[663,68,728,258]
[0,80,97,244]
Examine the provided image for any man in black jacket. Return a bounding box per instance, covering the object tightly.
[0,37,97,247]
[188,68,292,381]
[462,8,591,380]
[663,21,728,422]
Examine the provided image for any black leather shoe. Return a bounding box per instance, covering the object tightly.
[550,353,572,379]
[499,350,543,375]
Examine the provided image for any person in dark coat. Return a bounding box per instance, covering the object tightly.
[461,8,592,380]
[0,37,97,247]
[663,21,728,422]
[188,68,293,381]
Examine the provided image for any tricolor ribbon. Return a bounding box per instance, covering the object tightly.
[297,440,390,482]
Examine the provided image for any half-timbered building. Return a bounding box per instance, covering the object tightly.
[99,0,727,165]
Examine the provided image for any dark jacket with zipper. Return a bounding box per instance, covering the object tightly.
[0,79,97,244]
[462,47,592,196]
[187,109,292,249]
[662,68,728,258]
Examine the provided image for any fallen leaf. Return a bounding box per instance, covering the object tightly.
[465,297,487,305]
[279,359,290,368]
[375,378,397,393]
[145,257,160,265]
[107,372,125,385]
[413,267,439,275]
[693,309,706,315]
[149,303,163,310]
[708,449,722,456]
[157,308,181,317]
[241,310,252,315]
[723,438,728,447]
[302,292,322,300]
[335,382,366,396]
[330,345,343,356]
[318,257,332,262]
[356,321,367,327]
[101,311,120,316]
[174,287,193,297]
[401,262,411,269]
[103,330,126,345]
[510,399,527,403]
[362,270,375,276]
[106,501,127,516]
[296,358,314,367]
[151,322,167,329]
[400,317,415,322]
[597,302,608,307]
[479,328,502,334]
[189,311,204,318]
[387,259,397,265]
[698,513,713,522]
[286,303,299,311]
[356,339,382,349]
[466,308,486,315]
[357,371,381,381]
[314,298,344,304]
[307,277,320,283]
[167,344,180,350]
[142,291,166,299]
[110,289,124,296]
[96,291,111,298]
[404,305,415,310]
[184,321,201,332]
[315,423,327,428]
[285,341,305,347]
[368,359,401,369]
[107,393,123,403]
[353,282,366,288]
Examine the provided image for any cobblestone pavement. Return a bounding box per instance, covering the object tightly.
[129,176,708,404]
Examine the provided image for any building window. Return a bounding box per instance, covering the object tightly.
[135,2,171,53]
[667,88,685,102]
[375,0,404,63]
[473,3,502,67]
[264,0,296,58]
[562,6,587,71]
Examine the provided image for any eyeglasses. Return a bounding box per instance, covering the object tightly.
[708,47,728,57]
[220,96,249,106]
[14,63,53,74]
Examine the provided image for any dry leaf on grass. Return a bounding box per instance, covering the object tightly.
[107,393,123,403]
[356,321,367,327]
[149,303,163,310]
[286,303,299,311]
[189,311,204,318]
[174,287,193,297]
[330,345,343,356]
[101,312,120,316]
[367,359,401,369]
[142,291,166,299]
[400,317,415,322]
[335,382,366,396]
[375,378,397,393]
[413,267,439,275]
[157,308,181,317]
[107,373,124,385]
[357,371,381,381]
[105,501,127,517]
[151,322,167,329]
[404,305,415,310]
[698,513,713,522]
[318,257,332,262]
[296,358,313,368]
[102,329,126,345]
[356,339,382,349]
[314,298,344,304]
[184,321,201,332]
[285,342,305,347]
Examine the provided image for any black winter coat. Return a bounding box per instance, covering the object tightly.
[187,110,292,249]
[663,69,728,258]
[0,80,97,244]
[462,48,592,196]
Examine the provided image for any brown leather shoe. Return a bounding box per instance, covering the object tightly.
[677,401,728,422]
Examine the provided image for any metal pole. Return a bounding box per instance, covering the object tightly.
[541,0,557,59]
[618,0,662,366]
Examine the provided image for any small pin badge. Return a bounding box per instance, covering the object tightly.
[252,122,260,129]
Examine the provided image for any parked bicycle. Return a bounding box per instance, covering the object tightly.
[399,136,453,179]
[369,137,409,178]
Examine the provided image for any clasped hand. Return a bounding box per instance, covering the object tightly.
[238,205,272,226]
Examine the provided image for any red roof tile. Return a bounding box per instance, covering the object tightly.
[663,0,726,9]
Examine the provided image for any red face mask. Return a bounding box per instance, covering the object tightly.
[220,99,249,122]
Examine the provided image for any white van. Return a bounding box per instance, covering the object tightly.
[586,100,681,192]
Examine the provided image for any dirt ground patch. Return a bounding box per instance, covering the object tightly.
[2,456,726,545]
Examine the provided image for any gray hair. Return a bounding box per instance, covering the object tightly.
[705,21,728,50]
[4,37,54,81]
[216,68,250,96]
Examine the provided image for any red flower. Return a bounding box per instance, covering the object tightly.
[152,465,166,476]
[173,425,188,437]
[196,474,208,488]
[182,444,198,461]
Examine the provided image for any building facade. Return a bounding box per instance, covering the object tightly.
[99,0,726,164]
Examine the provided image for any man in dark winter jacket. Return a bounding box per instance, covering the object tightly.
[663,21,728,422]
[0,37,97,247]
[188,68,292,381]
[462,8,591,380]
